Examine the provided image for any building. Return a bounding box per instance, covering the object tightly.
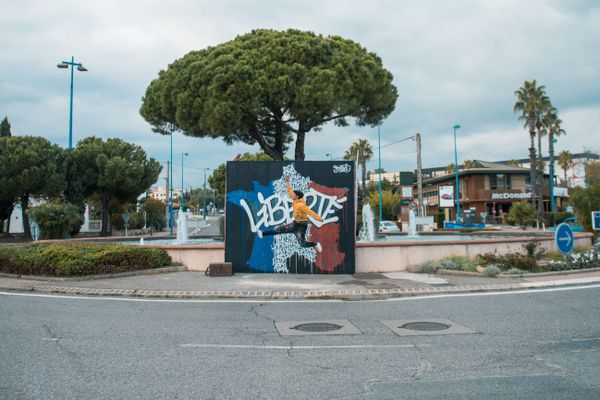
[421,152,599,187]
[147,186,182,203]
[415,161,568,224]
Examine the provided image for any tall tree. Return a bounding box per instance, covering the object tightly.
[140,29,398,161]
[75,137,162,236]
[541,107,566,188]
[343,139,373,193]
[0,117,11,137]
[557,150,573,186]
[445,163,455,175]
[514,80,550,210]
[208,152,273,199]
[0,136,65,239]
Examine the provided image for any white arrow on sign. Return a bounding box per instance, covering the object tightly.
[558,230,572,246]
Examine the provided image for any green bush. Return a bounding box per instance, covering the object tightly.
[483,265,501,277]
[542,211,573,227]
[28,203,83,239]
[417,261,440,274]
[0,242,172,277]
[447,255,476,272]
[505,201,537,228]
[440,259,458,270]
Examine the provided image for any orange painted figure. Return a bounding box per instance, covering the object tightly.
[257,177,323,252]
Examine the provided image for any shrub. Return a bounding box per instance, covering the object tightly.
[542,211,573,227]
[508,267,525,275]
[28,203,83,239]
[417,261,440,274]
[523,241,545,260]
[0,242,172,277]
[505,201,537,228]
[448,255,476,272]
[440,259,458,270]
[483,265,501,277]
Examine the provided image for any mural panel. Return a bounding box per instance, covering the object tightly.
[225,161,356,274]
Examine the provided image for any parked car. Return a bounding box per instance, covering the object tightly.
[549,216,584,232]
[379,220,400,233]
[441,193,453,200]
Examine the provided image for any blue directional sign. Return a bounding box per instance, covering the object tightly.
[555,222,574,254]
[592,211,600,231]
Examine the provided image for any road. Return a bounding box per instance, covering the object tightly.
[1,286,600,399]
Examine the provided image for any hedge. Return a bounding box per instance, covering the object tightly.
[0,242,172,277]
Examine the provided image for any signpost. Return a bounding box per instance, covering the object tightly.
[122,212,131,237]
[592,211,600,231]
[555,222,574,255]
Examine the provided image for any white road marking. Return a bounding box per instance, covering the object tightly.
[382,272,448,285]
[1,283,600,303]
[180,344,423,350]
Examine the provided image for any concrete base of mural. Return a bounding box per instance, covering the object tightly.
[161,233,593,273]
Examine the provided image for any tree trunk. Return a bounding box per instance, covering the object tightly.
[563,168,568,187]
[249,125,283,160]
[361,159,367,194]
[294,131,306,161]
[100,193,111,237]
[528,125,537,209]
[21,194,31,240]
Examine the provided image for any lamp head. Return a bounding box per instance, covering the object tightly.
[57,63,69,69]
[453,124,461,129]
[77,65,88,72]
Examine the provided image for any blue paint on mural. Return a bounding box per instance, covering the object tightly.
[227,180,275,272]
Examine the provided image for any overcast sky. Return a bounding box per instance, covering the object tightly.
[1,0,599,188]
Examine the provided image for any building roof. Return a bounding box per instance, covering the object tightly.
[421,166,533,186]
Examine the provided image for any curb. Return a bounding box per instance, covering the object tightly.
[0,266,187,282]
[1,279,599,300]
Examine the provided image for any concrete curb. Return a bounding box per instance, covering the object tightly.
[0,266,187,282]
[1,278,599,300]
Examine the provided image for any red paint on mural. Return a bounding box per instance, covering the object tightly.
[308,182,349,273]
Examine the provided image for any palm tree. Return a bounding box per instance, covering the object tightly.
[462,159,476,170]
[558,150,573,187]
[343,139,373,193]
[446,163,455,175]
[514,80,550,210]
[506,159,522,167]
[542,107,566,189]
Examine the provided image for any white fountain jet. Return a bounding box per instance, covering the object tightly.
[358,203,375,242]
[176,210,189,244]
[408,210,418,237]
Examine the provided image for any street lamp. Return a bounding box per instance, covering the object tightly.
[181,152,188,212]
[378,124,383,224]
[57,56,88,149]
[169,132,173,235]
[453,124,461,222]
[550,137,557,212]
[202,168,210,221]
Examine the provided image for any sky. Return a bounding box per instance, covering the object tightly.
[1,0,599,189]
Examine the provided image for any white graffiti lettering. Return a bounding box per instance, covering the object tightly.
[333,163,351,173]
[240,188,347,232]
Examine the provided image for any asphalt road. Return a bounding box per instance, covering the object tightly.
[1,286,600,399]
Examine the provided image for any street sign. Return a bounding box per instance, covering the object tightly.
[555,222,574,254]
[592,211,600,231]
[408,201,417,211]
[121,212,131,237]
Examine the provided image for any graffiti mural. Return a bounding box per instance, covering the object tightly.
[225,161,356,274]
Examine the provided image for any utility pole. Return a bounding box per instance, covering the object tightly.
[165,161,170,231]
[416,133,423,216]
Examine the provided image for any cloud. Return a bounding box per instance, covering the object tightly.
[1,0,599,188]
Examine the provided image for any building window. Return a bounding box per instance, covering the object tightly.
[490,174,511,190]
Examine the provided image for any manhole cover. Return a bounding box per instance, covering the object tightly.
[400,322,450,331]
[292,323,343,332]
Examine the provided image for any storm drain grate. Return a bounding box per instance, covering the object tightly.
[292,323,343,332]
[381,319,476,336]
[400,322,450,331]
[276,320,362,336]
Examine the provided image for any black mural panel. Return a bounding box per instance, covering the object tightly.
[225,161,356,274]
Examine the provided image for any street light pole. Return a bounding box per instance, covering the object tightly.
[550,137,557,212]
[203,168,210,221]
[453,124,461,222]
[181,152,188,212]
[57,56,87,149]
[169,132,173,235]
[378,124,383,224]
